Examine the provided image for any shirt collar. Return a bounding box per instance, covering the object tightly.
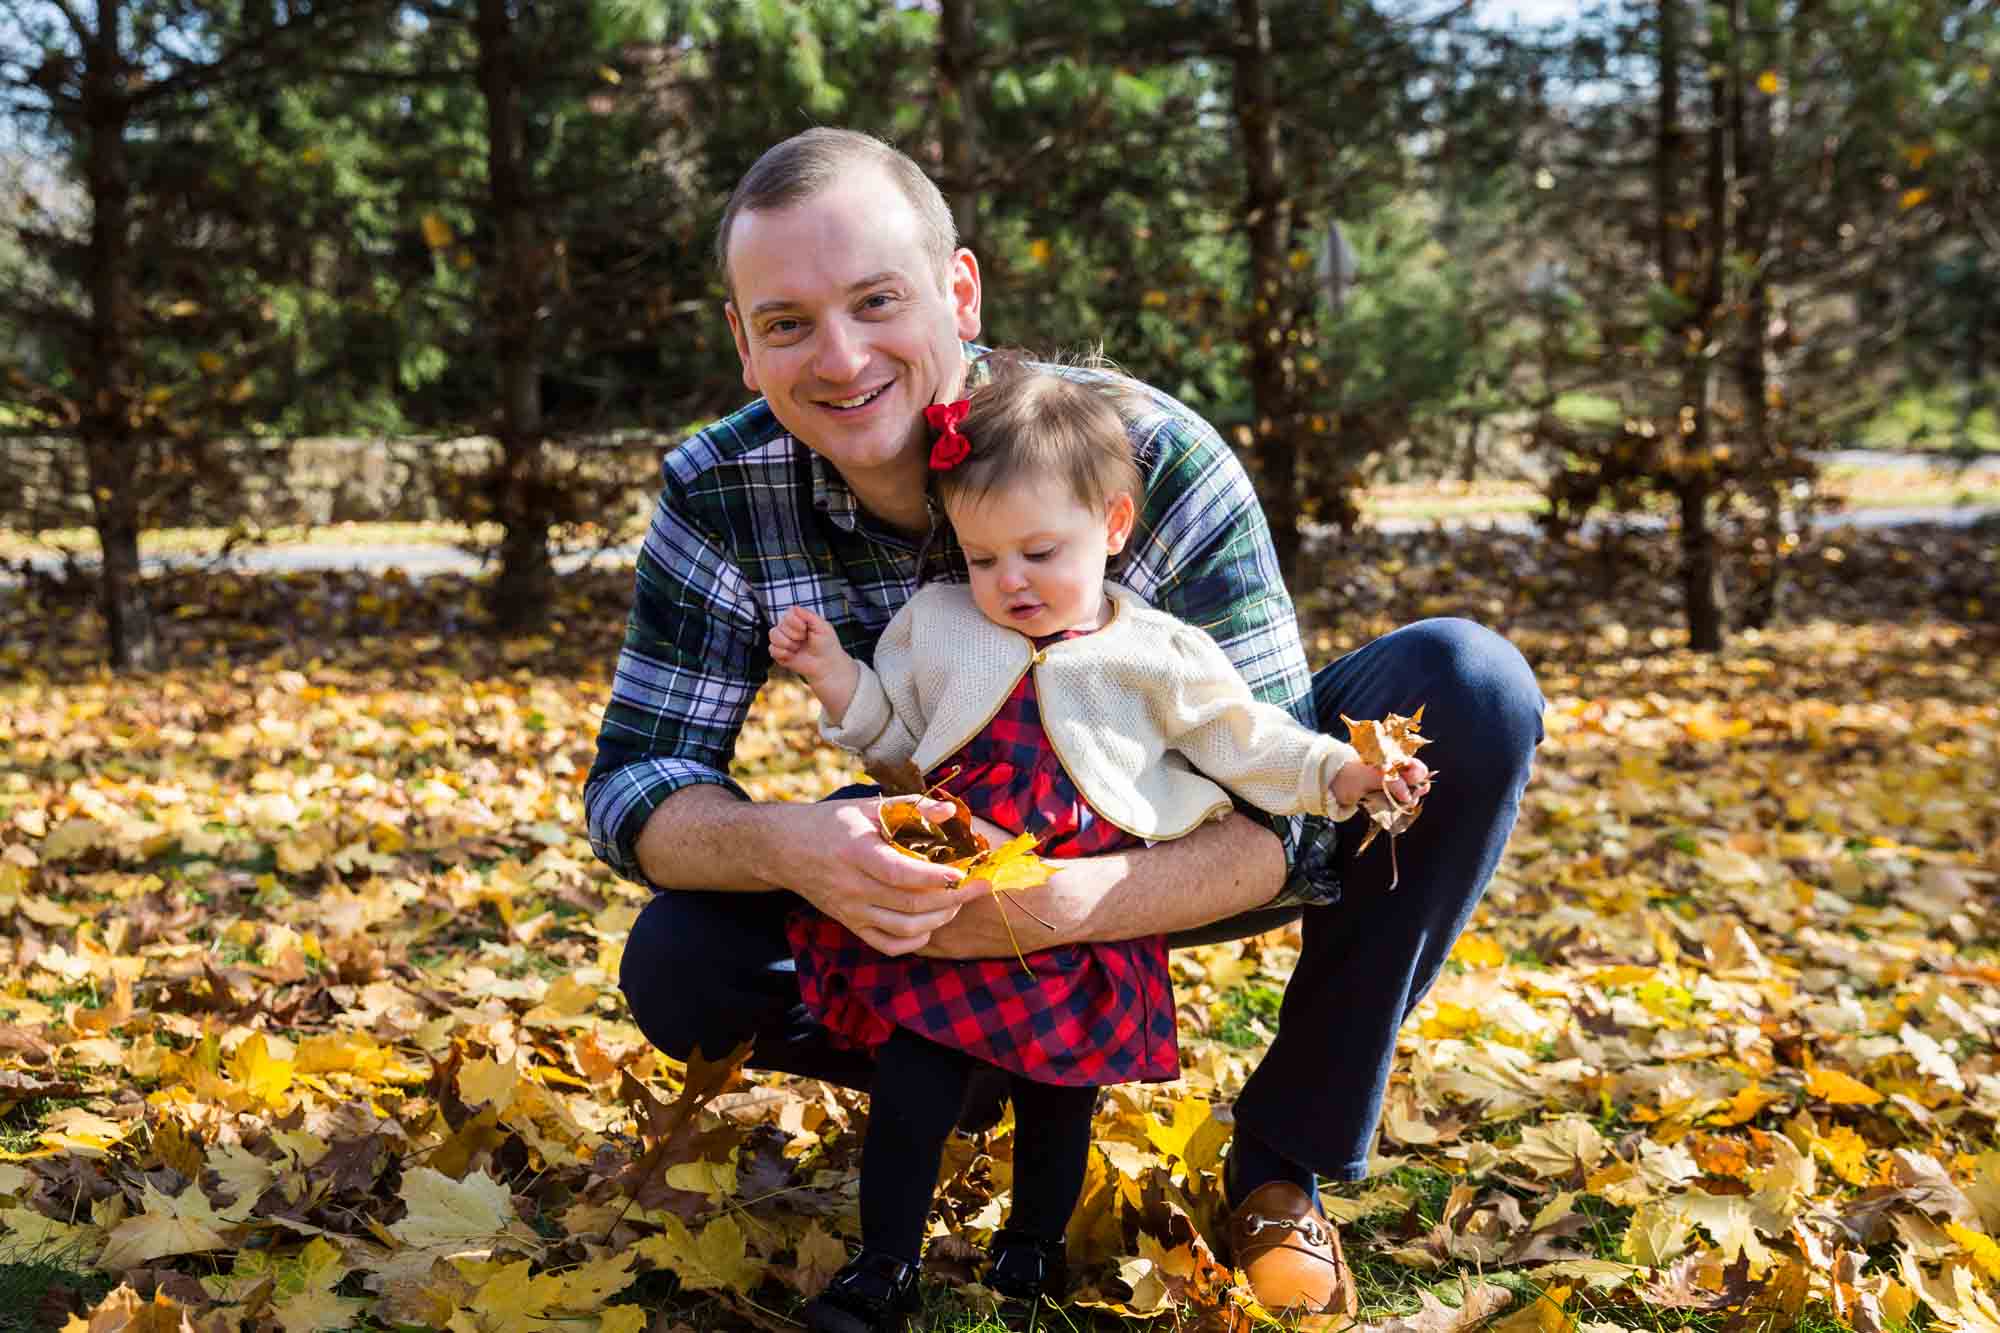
[808,449,861,531]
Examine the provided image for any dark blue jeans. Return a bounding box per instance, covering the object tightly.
[618,618,1544,1182]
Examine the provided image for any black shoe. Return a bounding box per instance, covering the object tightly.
[984,1229,1067,1331]
[957,1065,1010,1133]
[803,1250,921,1333]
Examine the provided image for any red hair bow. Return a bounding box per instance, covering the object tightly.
[925,399,972,471]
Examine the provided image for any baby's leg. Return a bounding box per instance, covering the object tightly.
[862,1029,978,1262]
[1005,1077,1098,1240]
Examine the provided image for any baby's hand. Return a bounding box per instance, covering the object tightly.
[1332,757,1431,811]
[770,606,849,683]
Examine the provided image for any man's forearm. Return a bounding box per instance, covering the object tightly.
[632,784,782,892]
[922,812,1285,958]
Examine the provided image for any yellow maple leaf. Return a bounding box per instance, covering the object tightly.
[458,1056,520,1113]
[389,1166,542,1255]
[663,1156,737,1198]
[1419,999,1483,1039]
[960,831,1053,893]
[1812,1124,1874,1185]
[634,1214,765,1293]
[1145,1096,1218,1167]
[98,1182,230,1271]
[272,1284,369,1333]
[597,1308,649,1333]
[449,1258,564,1333]
[0,1205,104,1264]
[35,1107,130,1158]
[1450,932,1506,968]
[1712,1080,1792,1120]
[1806,1066,1883,1106]
[790,1222,848,1299]
[229,1033,295,1106]
[1490,1282,1574,1333]
[420,212,454,249]
[1947,1223,2000,1284]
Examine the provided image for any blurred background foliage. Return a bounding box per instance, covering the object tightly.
[0,0,1994,665]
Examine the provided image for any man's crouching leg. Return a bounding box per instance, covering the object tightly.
[618,886,878,1089]
[1225,617,1544,1313]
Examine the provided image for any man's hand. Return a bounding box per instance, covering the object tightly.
[769,795,990,955]
[921,811,1288,960]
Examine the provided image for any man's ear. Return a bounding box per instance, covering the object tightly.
[948,248,982,341]
[724,302,759,393]
[1105,491,1137,555]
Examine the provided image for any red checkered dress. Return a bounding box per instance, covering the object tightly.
[788,633,1179,1086]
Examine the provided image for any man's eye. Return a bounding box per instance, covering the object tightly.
[764,319,802,338]
[860,293,895,311]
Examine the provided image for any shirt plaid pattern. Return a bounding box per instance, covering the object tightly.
[586,355,1341,908]
[789,645,1178,1086]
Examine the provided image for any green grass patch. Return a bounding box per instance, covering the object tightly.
[1554,392,1626,427]
[0,1247,116,1333]
[1211,983,1285,1049]
[1855,382,2000,454]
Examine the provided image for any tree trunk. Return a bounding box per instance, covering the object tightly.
[1656,0,1727,650]
[937,0,980,250]
[1682,10,1730,651]
[476,0,553,631]
[82,0,156,670]
[1676,471,1725,651]
[1231,0,1302,582]
[1729,0,1785,630]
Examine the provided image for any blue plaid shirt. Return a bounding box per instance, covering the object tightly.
[585,360,1342,908]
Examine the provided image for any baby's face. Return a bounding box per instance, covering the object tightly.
[948,477,1133,638]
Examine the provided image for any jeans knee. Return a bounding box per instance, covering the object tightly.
[619,942,702,1061]
[1400,618,1544,770]
[617,897,745,1061]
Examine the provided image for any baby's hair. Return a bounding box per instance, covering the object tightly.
[935,351,1144,516]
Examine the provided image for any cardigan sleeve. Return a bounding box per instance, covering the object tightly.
[817,596,926,782]
[1155,625,1363,823]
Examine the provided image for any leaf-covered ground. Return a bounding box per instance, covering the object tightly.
[0,520,1994,1332]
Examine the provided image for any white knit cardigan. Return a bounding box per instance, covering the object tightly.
[820,581,1360,840]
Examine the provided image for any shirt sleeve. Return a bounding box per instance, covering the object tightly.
[585,480,768,886]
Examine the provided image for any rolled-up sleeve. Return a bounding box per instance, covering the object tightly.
[585,483,768,886]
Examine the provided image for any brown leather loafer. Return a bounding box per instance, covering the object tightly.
[1224,1181,1358,1318]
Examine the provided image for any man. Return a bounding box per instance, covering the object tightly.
[588,127,1543,1320]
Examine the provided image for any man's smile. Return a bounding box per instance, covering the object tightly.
[819,383,891,411]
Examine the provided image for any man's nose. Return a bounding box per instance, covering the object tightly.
[813,317,866,382]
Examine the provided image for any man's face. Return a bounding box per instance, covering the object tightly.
[725,168,981,480]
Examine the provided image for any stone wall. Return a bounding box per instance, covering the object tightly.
[0,436,667,531]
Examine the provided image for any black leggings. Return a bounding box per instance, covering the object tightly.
[862,1027,1098,1265]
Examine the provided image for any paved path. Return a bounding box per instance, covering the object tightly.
[5,501,1992,584]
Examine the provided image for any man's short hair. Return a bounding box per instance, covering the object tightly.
[715,128,957,295]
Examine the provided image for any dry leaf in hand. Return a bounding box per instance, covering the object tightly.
[876,789,986,863]
[1341,706,1436,887]
[874,792,1058,970]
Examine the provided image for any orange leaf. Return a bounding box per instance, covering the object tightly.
[1806,1066,1883,1106]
